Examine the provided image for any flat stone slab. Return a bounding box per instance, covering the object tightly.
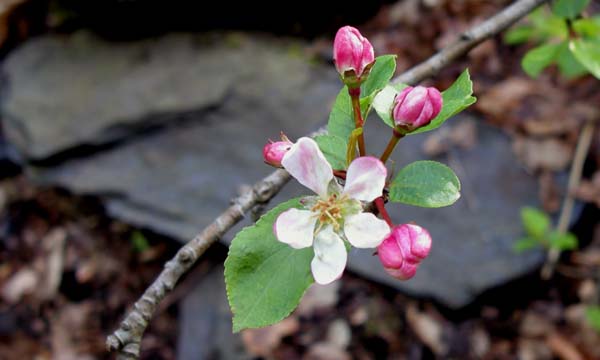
[1,32,324,160]
[7,32,544,308]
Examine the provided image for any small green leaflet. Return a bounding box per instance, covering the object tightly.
[521,42,562,78]
[552,0,590,20]
[513,237,540,253]
[585,306,600,332]
[520,207,550,239]
[225,198,314,332]
[372,69,476,135]
[530,7,569,39]
[412,69,476,135]
[504,26,536,45]
[572,17,600,37]
[569,39,600,79]
[327,88,354,144]
[556,42,588,78]
[315,134,347,170]
[548,231,578,251]
[372,83,408,128]
[361,55,397,98]
[389,160,461,208]
[327,55,397,143]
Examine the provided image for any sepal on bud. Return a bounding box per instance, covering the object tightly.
[263,134,293,168]
[377,224,432,280]
[392,86,442,132]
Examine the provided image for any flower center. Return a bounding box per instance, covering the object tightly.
[311,193,348,232]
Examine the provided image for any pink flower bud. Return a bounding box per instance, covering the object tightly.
[333,26,375,79]
[377,224,432,280]
[263,135,292,168]
[392,86,443,129]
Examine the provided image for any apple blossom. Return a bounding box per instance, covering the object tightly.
[377,224,432,280]
[333,26,375,81]
[274,137,390,285]
[392,86,443,130]
[263,134,293,168]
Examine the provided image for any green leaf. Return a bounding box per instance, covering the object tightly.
[530,7,569,39]
[520,207,550,239]
[569,39,600,79]
[504,26,536,45]
[225,198,314,332]
[573,17,600,37]
[521,43,561,78]
[410,69,477,135]
[556,42,589,78]
[315,134,347,170]
[513,237,541,253]
[327,88,354,142]
[361,55,397,98]
[585,306,600,332]
[389,160,461,208]
[372,83,408,128]
[131,231,151,253]
[548,231,578,251]
[552,0,590,19]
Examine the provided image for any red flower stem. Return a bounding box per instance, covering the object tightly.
[379,129,404,163]
[374,197,394,227]
[333,170,347,179]
[349,88,366,157]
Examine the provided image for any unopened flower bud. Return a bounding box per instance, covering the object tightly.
[263,135,292,168]
[333,26,375,83]
[392,86,442,130]
[377,224,432,280]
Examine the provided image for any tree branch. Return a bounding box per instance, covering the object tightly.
[107,0,549,357]
[394,0,549,85]
[541,119,597,280]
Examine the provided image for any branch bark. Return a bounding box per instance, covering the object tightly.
[107,0,549,357]
[541,120,597,280]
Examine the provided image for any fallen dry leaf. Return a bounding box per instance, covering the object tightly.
[406,303,448,356]
[518,339,553,360]
[297,282,339,316]
[476,78,537,119]
[303,342,351,360]
[38,228,66,301]
[1,267,38,303]
[241,316,299,357]
[513,137,573,172]
[326,319,351,349]
[519,311,554,338]
[546,333,584,360]
[423,118,478,156]
[469,325,491,358]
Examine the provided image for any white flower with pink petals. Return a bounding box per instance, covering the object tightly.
[274,137,390,285]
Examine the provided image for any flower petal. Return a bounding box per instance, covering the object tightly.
[311,226,347,285]
[343,156,387,202]
[344,213,390,248]
[274,208,317,249]
[282,137,333,198]
[384,262,419,280]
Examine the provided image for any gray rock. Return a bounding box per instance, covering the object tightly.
[27,32,339,240]
[14,32,544,308]
[177,264,249,360]
[1,32,325,159]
